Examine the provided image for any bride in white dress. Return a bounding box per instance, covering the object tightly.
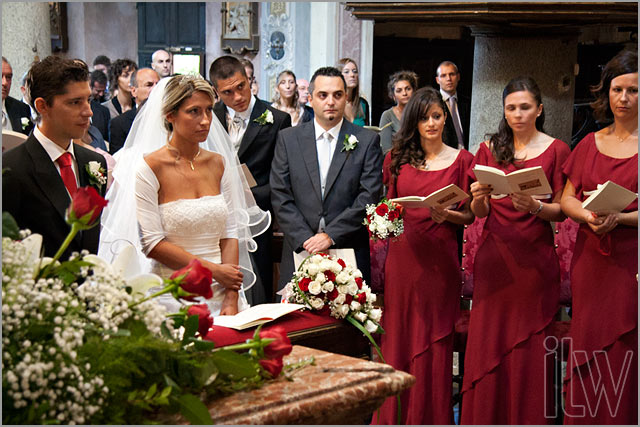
[99,75,270,315]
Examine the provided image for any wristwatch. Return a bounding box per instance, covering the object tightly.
[529,200,544,215]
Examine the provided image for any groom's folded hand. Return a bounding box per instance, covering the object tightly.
[303,233,332,254]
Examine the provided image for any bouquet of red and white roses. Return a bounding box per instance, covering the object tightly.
[282,253,384,359]
[363,198,404,241]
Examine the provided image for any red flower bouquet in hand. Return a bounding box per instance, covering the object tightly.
[363,198,404,241]
[171,259,213,300]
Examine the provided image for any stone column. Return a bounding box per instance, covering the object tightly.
[2,2,51,99]
[468,33,578,153]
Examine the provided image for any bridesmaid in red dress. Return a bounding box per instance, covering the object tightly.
[560,49,637,425]
[462,77,570,424]
[377,87,474,424]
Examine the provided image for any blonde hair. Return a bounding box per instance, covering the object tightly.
[272,70,300,124]
[162,75,215,132]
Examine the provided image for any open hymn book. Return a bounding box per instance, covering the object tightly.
[390,184,469,209]
[472,165,552,196]
[213,303,306,330]
[582,180,637,213]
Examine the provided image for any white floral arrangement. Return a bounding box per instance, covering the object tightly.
[341,134,358,152]
[283,253,382,337]
[85,161,107,190]
[363,198,404,241]
[254,109,274,125]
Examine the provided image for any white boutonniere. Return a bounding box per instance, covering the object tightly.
[341,134,358,152]
[254,109,274,125]
[85,161,107,190]
[21,117,30,131]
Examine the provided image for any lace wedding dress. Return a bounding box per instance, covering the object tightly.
[136,160,249,315]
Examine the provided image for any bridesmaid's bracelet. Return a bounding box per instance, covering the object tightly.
[529,200,544,215]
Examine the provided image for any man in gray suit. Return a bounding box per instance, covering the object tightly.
[271,67,383,291]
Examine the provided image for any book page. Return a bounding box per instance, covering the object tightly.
[505,166,552,195]
[582,181,637,213]
[213,303,305,330]
[392,184,468,209]
[472,165,512,195]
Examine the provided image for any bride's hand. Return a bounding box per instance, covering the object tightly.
[208,262,243,290]
[220,290,239,316]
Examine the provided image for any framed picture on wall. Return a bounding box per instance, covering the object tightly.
[221,2,260,54]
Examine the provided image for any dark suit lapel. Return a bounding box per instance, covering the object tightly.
[213,102,228,133]
[323,121,350,198]
[74,144,92,188]
[297,121,322,201]
[237,99,265,159]
[24,137,70,222]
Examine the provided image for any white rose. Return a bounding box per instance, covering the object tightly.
[348,283,359,295]
[365,320,379,334]
[308,281,322,295]
[348,134,358,144]
[353,311,367,323]
[350,301,361,311]
[322,281,334,293]
[315,272,326,284]
[266,110,274,123]
[366,292,377,303]
[369,308,382,322]
[330,261,342,273]
[338,303,350,318]
[337,284,350,295]
[310,297,324,310]
[353,269,363,279]
[320,259,333,272]
[306,263,320,276]
[336,271,350,284]
[368,223,376,232]
[334,293,346,304]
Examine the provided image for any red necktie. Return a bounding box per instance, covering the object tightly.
[57,152,78,196]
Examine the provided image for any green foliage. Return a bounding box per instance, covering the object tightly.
[174,393,214,425]
[2,211,20,240]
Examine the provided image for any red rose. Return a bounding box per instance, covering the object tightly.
[171,259,213,300]
[324,270,336,282]
[345,294,353,305]
[337,259,346,269]
[375,203,389,216]
[327,289,339,300]
[355,277,364,289]
[259,357,284,378]
[298,277,311,292]
[260,326,292,359]
[388,209,400,221]
[187,304,213,336]
[66,186,108,228]
[357,293,366,304]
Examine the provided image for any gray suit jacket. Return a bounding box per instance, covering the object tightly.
[270,119,383,289]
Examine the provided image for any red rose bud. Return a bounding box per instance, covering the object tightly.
[388,210,399,221]
[187,304,213,336]
[357,293,367,304]
[327,289,339,300]
[259,326,292,359]
[259,357,284,378]
[298,277,311,292]
[324,270,336,282]
[171,259,213,300]
[355,277,364,289]
[345,294,353,305]
[375,203,389,216]
[337,258,346,269]
[66,186,108,228]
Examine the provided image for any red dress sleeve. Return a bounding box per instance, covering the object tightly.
[459,149,475,192]
[468,142,490,181]
[562,133,591,198]
[550,139,571,197]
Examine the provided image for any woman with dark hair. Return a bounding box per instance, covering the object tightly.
[102,58,137,119]
[560,49,637,424]
[377,87,474,424]
[378,70,418,154]
[461,76,570,424]
[271,70,312,126]
[337,58,370,126]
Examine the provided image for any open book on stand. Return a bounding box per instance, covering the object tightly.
[582,180,637,213]
[213,303,306,330]
[473,164,552,195]
[390,184,469,209]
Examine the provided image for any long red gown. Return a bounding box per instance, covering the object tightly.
[461,140,570,424]
[562,132,638,425]
[376,150,473,425]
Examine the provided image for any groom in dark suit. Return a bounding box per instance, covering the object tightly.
[210,56,291,304]
[3,56,107,259]
[271,67,383,291]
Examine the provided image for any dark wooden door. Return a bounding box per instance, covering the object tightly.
[137,2,206,74]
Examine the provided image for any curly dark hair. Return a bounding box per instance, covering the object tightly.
[389,87,448,181]
[386,70,419,101]
[108,58,137,93]
[488,76,545,166]
[590,48,638,123]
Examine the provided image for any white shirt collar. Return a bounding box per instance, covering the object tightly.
[314,118,343,142]
[226,95,256,122]
[34,125,75,163]
[440,88,457,103]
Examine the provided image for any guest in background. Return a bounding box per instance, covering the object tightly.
[92,55,111,77]
[560,49,637,425]
[110,67,160,154]
[462,76,570,424]
[150,49,172,78]
[2,56,33,135]
[102,58,137,119]
[90,70,108,103]
[239,58,259,97]
[271,70,312,126]
[435,61,470,150]
[298,77,314,120]
[89,70,111,142]
[337,57,370,126]
[378,70,418,154]
[377,87,473,424]
[19,70,38,121]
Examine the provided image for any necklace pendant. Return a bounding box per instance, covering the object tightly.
[189,161,195,171]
